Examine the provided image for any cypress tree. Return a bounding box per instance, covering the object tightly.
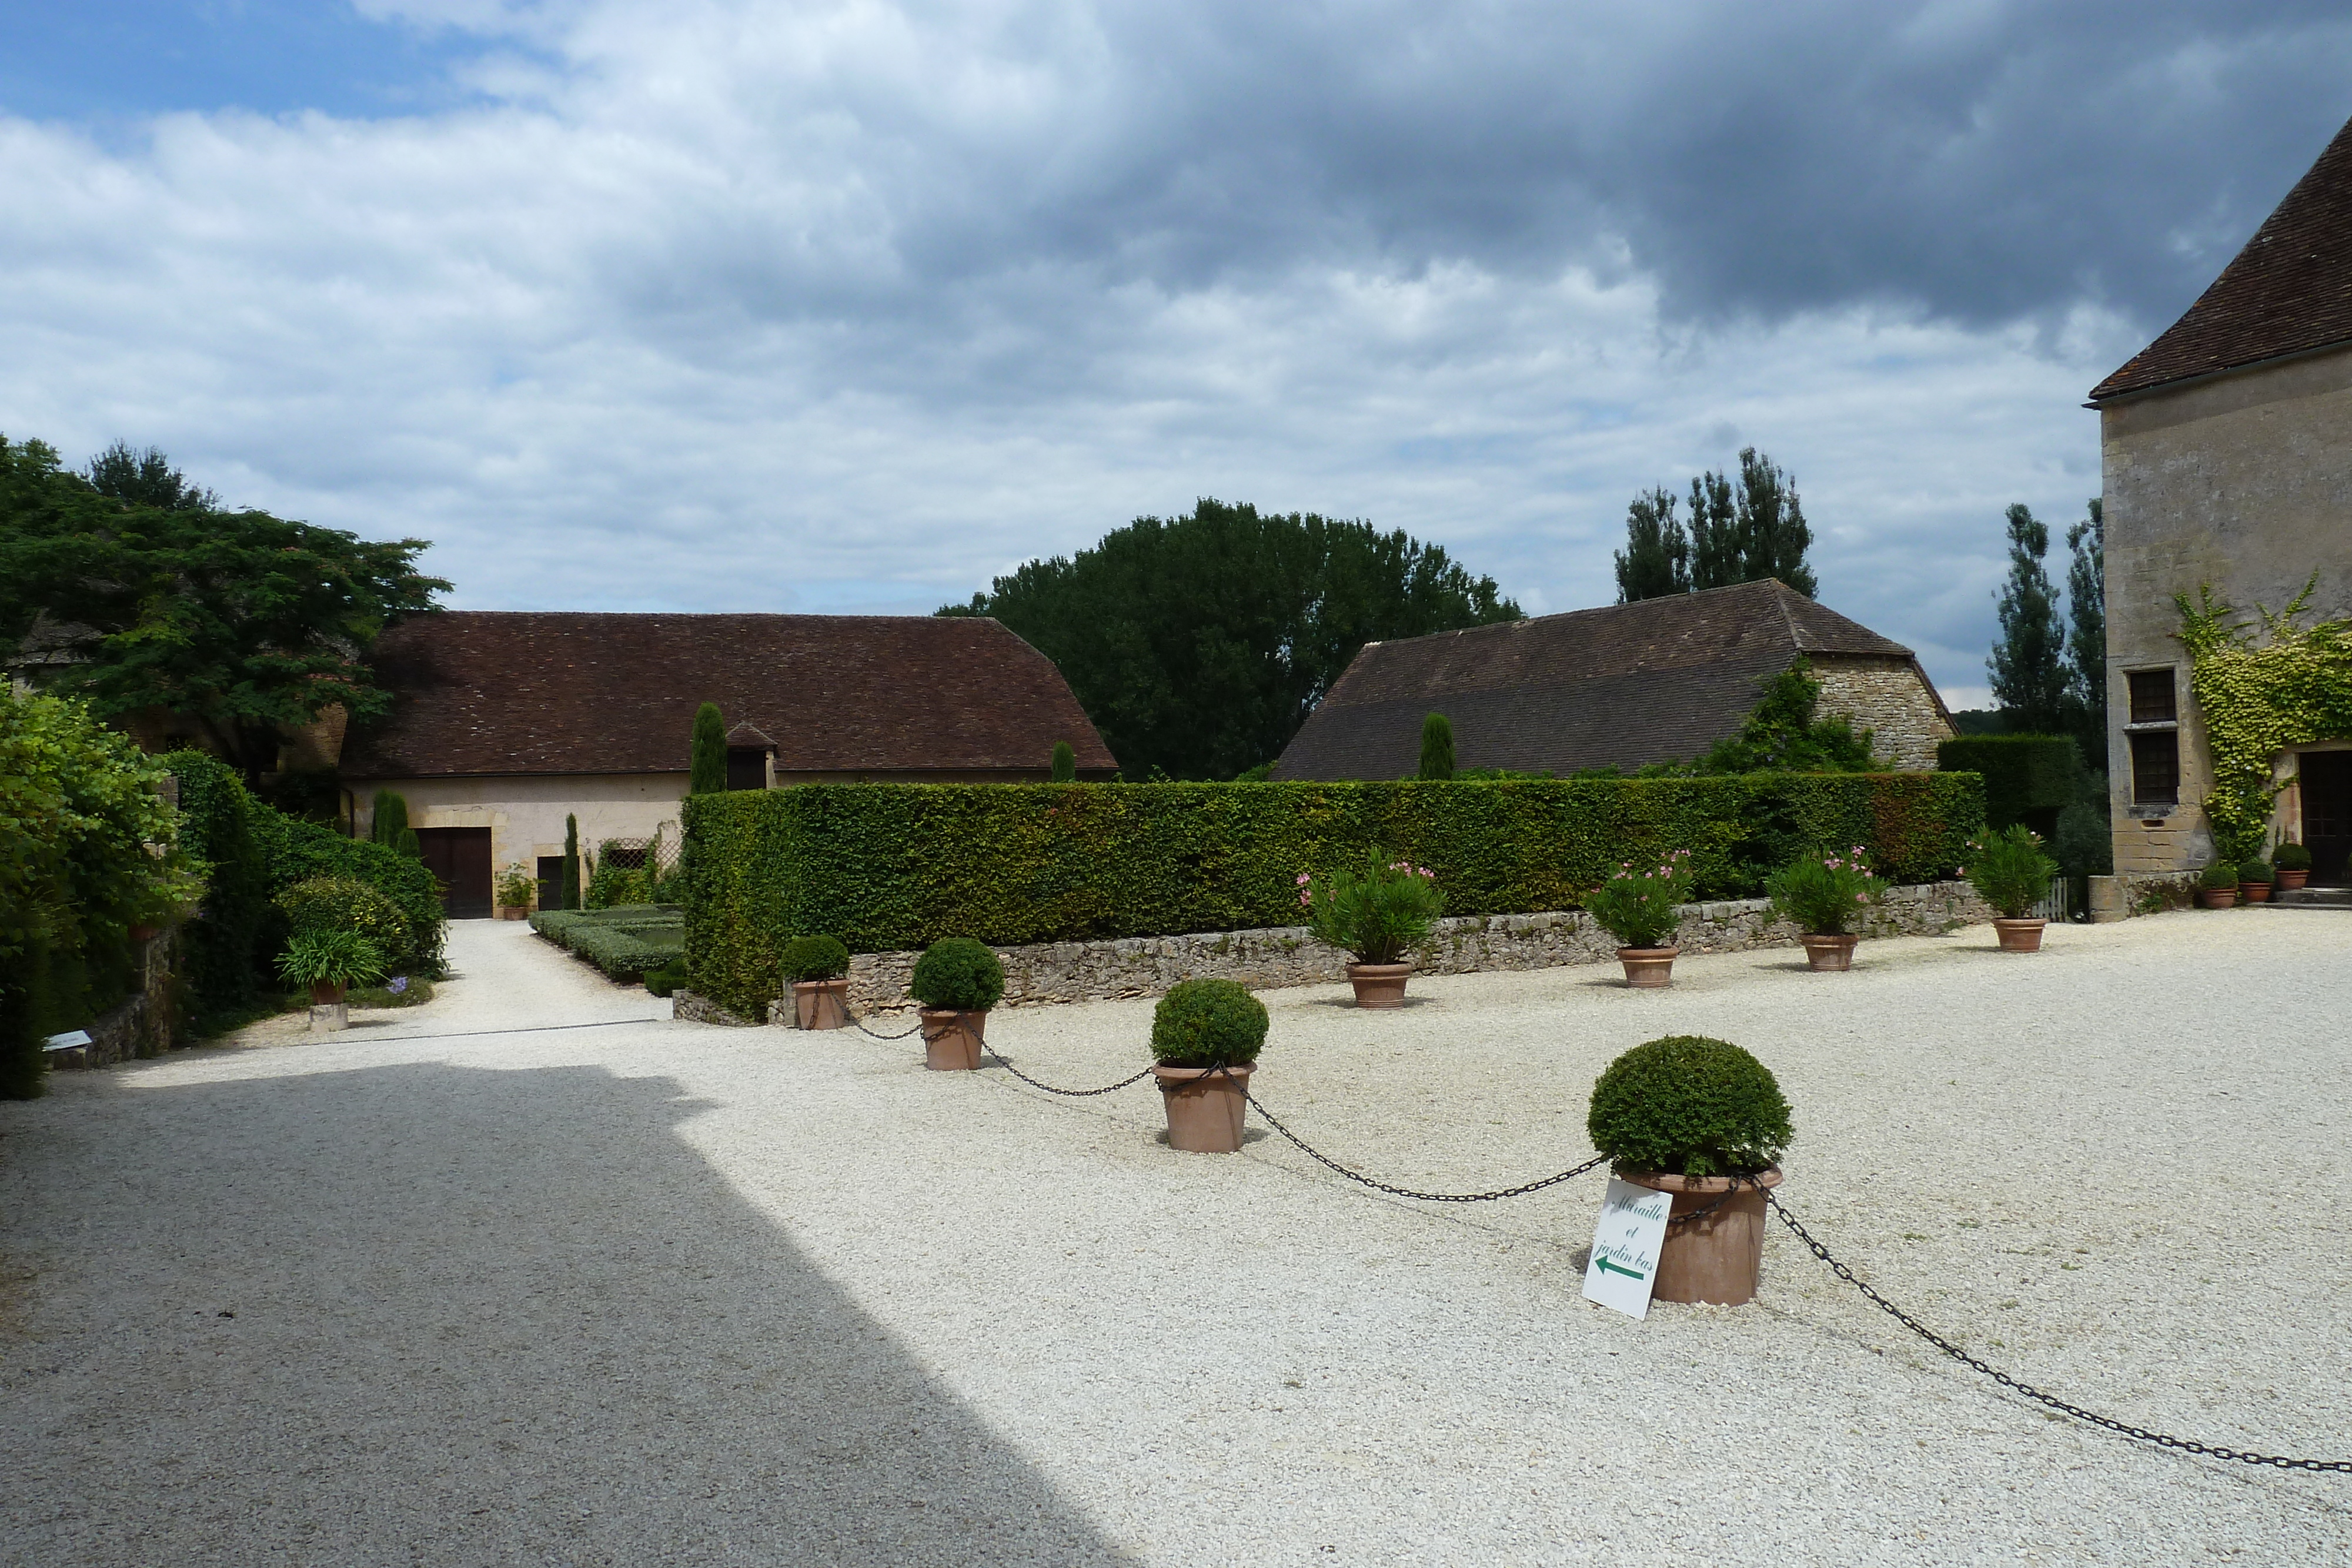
[562,814,580,911]
[1418,712,1456,781]
[1987,503,2069,734]
[1050,740,1077,782]
[690,703,728,794]
[393,827,421,860]
[371,788,409,847]
[2063,499,2107,774]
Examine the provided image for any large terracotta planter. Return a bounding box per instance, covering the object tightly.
[1615,946,1678,988]
[1798,934,1857,972]
[1153,1062,1255,1152]
[1992,917,2046,953]
[1345,962,1412,1008]
[793,978,849,1030]
[1616,1166,1784,1305]
[2200,886,2238,909]
[920,1008,987,1071]
[496,905,529,921]
[310,979,348,1006]
[2240,881,2273,903]
[2277,868,2311,891]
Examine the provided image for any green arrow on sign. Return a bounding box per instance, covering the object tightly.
[1595,1257,1646,1281]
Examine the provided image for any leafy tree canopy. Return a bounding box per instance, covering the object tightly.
[940,499,1521,780]
[1688,659,1882,774]
[1,433,447,782]
[1614,448,1818,602]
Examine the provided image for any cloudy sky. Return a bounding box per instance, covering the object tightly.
[5,2,2349,708]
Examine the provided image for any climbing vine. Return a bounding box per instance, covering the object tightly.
[2176,578,2352,860]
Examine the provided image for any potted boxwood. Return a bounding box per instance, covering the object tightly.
[910,938,1005,1070]
[2237,857,2275,904]
[1963,825,2059,952]
[1586,1035,1792,1305]
[1300,854,1445,1007]
[1585,850,1695,987]
[2199,862,2240,908]
[1149,979,1268,1153]
[496,862,536,920]
[275,929,388,1032]
[783,935,851,1029]
[2275,842,2314,891]
[1765,846,1887,971]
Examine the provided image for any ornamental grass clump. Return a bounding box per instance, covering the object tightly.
[1299,853,1445,965]
[274,929,389,992]
[1765,845,1888,935]
[1962,825,2059,919]
[781,935,850,983]
[1149,979,1268,1068]
[1586,1035,1793,1179]
[1584,849,1695,950]
[910,937,1005,1011]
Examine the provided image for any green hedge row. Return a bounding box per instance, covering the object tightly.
[1934,735,2081,832]
[682,774,1984,1020]
[531,906,683,981]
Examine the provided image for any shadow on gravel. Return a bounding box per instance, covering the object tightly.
[2,1062,1120,1566]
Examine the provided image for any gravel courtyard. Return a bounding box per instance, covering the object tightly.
[5,910,2350,1566]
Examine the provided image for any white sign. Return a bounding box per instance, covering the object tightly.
[42,1030,93,1052]
[1582,1177,1672,1319]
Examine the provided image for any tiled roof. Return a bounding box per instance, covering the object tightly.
[341,611,1117,778]
[1271,579,1920,781]
[2091,113,2352,402]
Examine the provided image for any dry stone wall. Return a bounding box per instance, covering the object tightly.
[759,880,1994,1023]
[48,924,188,1070]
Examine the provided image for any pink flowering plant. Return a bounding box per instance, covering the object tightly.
[1583,849,1696,950]
[1299,853,1445,965]
[1960,825,2059,918]
[1765,845,1889,935]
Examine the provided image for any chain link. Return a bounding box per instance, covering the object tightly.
[1767,1192,2352,1473]
[1238,1081,1609,1202]
[983,1051,1158,1098]
[845,1012,924,1041]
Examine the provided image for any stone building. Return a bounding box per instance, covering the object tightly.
[2089,113,2352,891]
[1271,579,1953,780]
[339,612,1115,916]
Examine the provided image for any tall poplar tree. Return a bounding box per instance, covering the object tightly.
[2063,499,2107,773]
[1612,488,1689,602]
[1730,448,1816,597]
[1986,503,2068,734]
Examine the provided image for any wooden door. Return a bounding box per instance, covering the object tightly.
[2303,751,2352,887]
[415,827,495,918]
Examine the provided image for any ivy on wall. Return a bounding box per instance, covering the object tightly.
[2176,579,2352,860]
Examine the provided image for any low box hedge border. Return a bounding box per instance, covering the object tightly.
[531,905,683,981]
[682,774,1984,1021]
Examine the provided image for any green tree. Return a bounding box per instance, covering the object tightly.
[1729,448,1816,597]
[1613,487,1689,602]
[1687,469,1740,590]
[1987,503,2068,734]
[689,702,728,794]
[1050,740,1077,782]
[562,814,581,912]
[369,789,410,848]
[940,499,1520,780]
[0,434,447,783]
[1418,712,1456,780]
[2063,498,2107,774]
[1691,660,1880,774]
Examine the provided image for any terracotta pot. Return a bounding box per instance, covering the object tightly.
[1152,1062,1255,1152]
[2277,868,2311,891]
[2240,881,2272,903]
[1798,934,1858,971]
[2200,886,2238,909]
[793,978,849,1030]
[1992,917,2046,954]
[496,905,529,921]
[1345,961,1412,1008]
[919,1008,987,1071]
[310,979,348,1006]
[1616,1166,1784,1305]
[1615,946,1678,988]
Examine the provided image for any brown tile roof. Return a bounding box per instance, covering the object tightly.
[342,611,1117,779]
[1271,579,1923,780]
[2091,113,2352,402]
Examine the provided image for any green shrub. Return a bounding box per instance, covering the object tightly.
[497,862,536,908]
[781,935,850,982]
[1150,979,1268,1067]
[1765,847,1888,935]
[370,790,410,847]
[275,929,388,989]
[910,938,1004,1010]
[2200,862,2241,891]
[244,807,445,975]
[275,876,412,954]
[1963,825,2059,919]
[1302,853,1444,964]
[162,750,273,1027]
[530,904,684,981]
[1583,848,1695,949]
[680,774,1984,1020]
[2276,842,2314,872]
[2052,798,2113,879]
[691,702,727,795]
[2237,858,2273,884]
[562,814,580,911]
[1050,741,1077,783]
[643,959,687,998]
[1935,735,2080,832]
[586,855,652,909]
[1418,713,1455,781]
[1586,1035,1793,1178]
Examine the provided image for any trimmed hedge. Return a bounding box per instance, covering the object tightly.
[532,905,683,981]
[683,774,1984,1020]
[1935,735,2079,832]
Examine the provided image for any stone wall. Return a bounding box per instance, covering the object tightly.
[754,880,1995,1023]
[48,924,188,1071]
[1812,656,1955,771]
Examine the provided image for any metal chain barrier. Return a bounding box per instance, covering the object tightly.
[981,1051,1158,1098]
[1766,1191,2352,1473]
[846,1012,924,1042]
[1239,1081,1609,1202]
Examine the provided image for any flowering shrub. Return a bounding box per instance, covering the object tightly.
[1300,854,1445,965]
[1962,826,2057,918]
[1583,850,1695,950]
[1765,846,1887,935]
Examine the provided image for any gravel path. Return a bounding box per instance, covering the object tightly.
[5,911,2350,1564]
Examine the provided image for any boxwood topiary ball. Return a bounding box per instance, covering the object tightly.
[2200,862,2241,890]
[1150,979,1269,1067]
[910,937,1005,1011]
[1586,1035,1792,1179]
[781,934,850,982]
